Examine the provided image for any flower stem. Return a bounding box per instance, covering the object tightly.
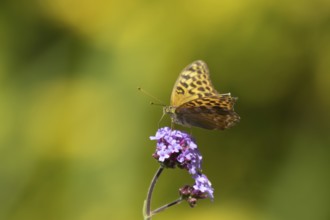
[151,198,183,216]
[144,166,164,220]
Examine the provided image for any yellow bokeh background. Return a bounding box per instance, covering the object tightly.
[1,0,329,219]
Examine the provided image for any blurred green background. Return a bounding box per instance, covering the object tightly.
[1,0,330,219]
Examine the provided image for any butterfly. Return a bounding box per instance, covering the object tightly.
[164,60,240,130]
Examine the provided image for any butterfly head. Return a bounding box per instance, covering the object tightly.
[163,106,176,116]
[163,105,182,126]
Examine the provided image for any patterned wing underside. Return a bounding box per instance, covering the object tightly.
[175,96,240,130]
[170,60,219,107]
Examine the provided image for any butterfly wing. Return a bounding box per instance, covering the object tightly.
[170,60,219,107]
[175,95,240,130]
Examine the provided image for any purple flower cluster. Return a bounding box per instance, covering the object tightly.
[150,127,214,204]
[150,127,201,174]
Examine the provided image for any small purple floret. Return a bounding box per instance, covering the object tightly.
[193,174,214,200]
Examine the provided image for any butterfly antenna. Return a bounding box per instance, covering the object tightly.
[138,87,166,106]
[150,102,166,107]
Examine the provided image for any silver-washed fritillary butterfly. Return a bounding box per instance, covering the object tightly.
[164,60,240,130]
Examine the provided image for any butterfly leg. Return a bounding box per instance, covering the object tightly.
[157,111,166,128]
[170,121,174,130]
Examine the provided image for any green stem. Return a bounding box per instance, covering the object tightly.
[151,198,183,216]
[144,166,164,220]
